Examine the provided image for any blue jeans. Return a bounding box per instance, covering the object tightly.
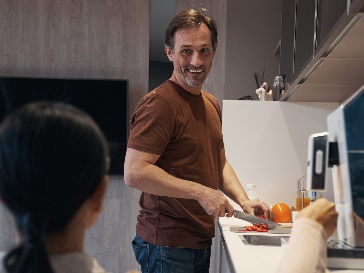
[132,234,211,273]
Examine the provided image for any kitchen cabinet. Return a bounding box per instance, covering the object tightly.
[294,0,316,78]
[279,0,296,84]
[219,236,233,273]
[278,0,364,103]
[279,0,347,90]
[316,0,347,51]
[351,0,364,11]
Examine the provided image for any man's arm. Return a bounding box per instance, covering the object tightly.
[124,147,234,216]
[219,160,271,219]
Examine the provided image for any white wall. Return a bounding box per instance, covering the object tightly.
[222,101,339,208]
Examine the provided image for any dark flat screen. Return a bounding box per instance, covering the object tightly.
[0,77,128,175]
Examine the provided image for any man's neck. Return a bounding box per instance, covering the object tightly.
[169,75,202,95]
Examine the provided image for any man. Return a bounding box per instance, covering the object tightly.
[124,9,270,273]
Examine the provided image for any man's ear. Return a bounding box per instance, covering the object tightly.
[165,46,174,61]
[213,42,218,54]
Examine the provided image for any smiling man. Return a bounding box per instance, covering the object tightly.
[165,21,214,93]
[124,9,271,273]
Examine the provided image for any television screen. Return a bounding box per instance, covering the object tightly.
[0,77,128,175]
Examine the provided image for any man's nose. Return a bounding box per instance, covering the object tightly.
[190,51,202,67]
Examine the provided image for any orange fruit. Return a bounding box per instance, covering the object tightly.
[272,203,292,223]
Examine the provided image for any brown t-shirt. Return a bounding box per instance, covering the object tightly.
[127,80,226,249]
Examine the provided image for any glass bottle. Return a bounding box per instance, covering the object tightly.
[296,175,311,211]
[247,184,260,202]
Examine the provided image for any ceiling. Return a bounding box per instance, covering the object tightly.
[281,13,364,103]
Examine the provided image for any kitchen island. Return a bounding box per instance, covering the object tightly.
[218,217,364,273]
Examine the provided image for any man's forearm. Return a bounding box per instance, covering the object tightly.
[219,161,250,206]
[124,148,236,216]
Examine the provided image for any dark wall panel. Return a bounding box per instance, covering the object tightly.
[0,1,149,272]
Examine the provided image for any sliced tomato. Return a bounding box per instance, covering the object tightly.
[255,227,268,232]
[254,223,268,230]
[244,222,269,232]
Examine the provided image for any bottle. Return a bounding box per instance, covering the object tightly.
[272,75,285,100]
[247,184,260,202]
[296,176,310,211]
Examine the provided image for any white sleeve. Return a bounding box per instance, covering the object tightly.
[275,218,330,273]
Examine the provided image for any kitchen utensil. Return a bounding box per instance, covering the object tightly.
[233,210,282,230]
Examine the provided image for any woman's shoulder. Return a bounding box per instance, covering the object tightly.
[0,251,109,273]
[50,252,109,273]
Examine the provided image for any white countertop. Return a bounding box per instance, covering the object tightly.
[218,217,364,273]
[219,217,287,273]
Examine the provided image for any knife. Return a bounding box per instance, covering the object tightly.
[233,210,281,230]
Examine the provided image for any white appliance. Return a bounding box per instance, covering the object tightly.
[324,85,364,269]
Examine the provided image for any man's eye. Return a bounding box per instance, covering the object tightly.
[181,49,191,55]
[200,48,209,54]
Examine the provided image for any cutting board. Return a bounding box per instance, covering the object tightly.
[230,226,292,234]
[268,228,292,234]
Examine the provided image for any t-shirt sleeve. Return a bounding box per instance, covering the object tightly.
[206,92,226,165]
[127,93,174,155]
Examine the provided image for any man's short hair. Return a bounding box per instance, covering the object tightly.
[165,9,218,51]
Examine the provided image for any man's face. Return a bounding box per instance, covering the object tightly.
[165,23,216,94]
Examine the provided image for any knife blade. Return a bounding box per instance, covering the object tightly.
[233,210,281,230]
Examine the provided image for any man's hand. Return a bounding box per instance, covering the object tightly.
[296,198,338,238]
[240,200,272,220]
[197,187,234,217]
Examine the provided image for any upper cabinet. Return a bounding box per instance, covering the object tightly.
[294,0,316,80]
[278,0,364,103]
[279,0,296,84]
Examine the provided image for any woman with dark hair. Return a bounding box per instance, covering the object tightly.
[0,101,110,273]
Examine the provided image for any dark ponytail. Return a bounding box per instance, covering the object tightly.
[0,101,109,273]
